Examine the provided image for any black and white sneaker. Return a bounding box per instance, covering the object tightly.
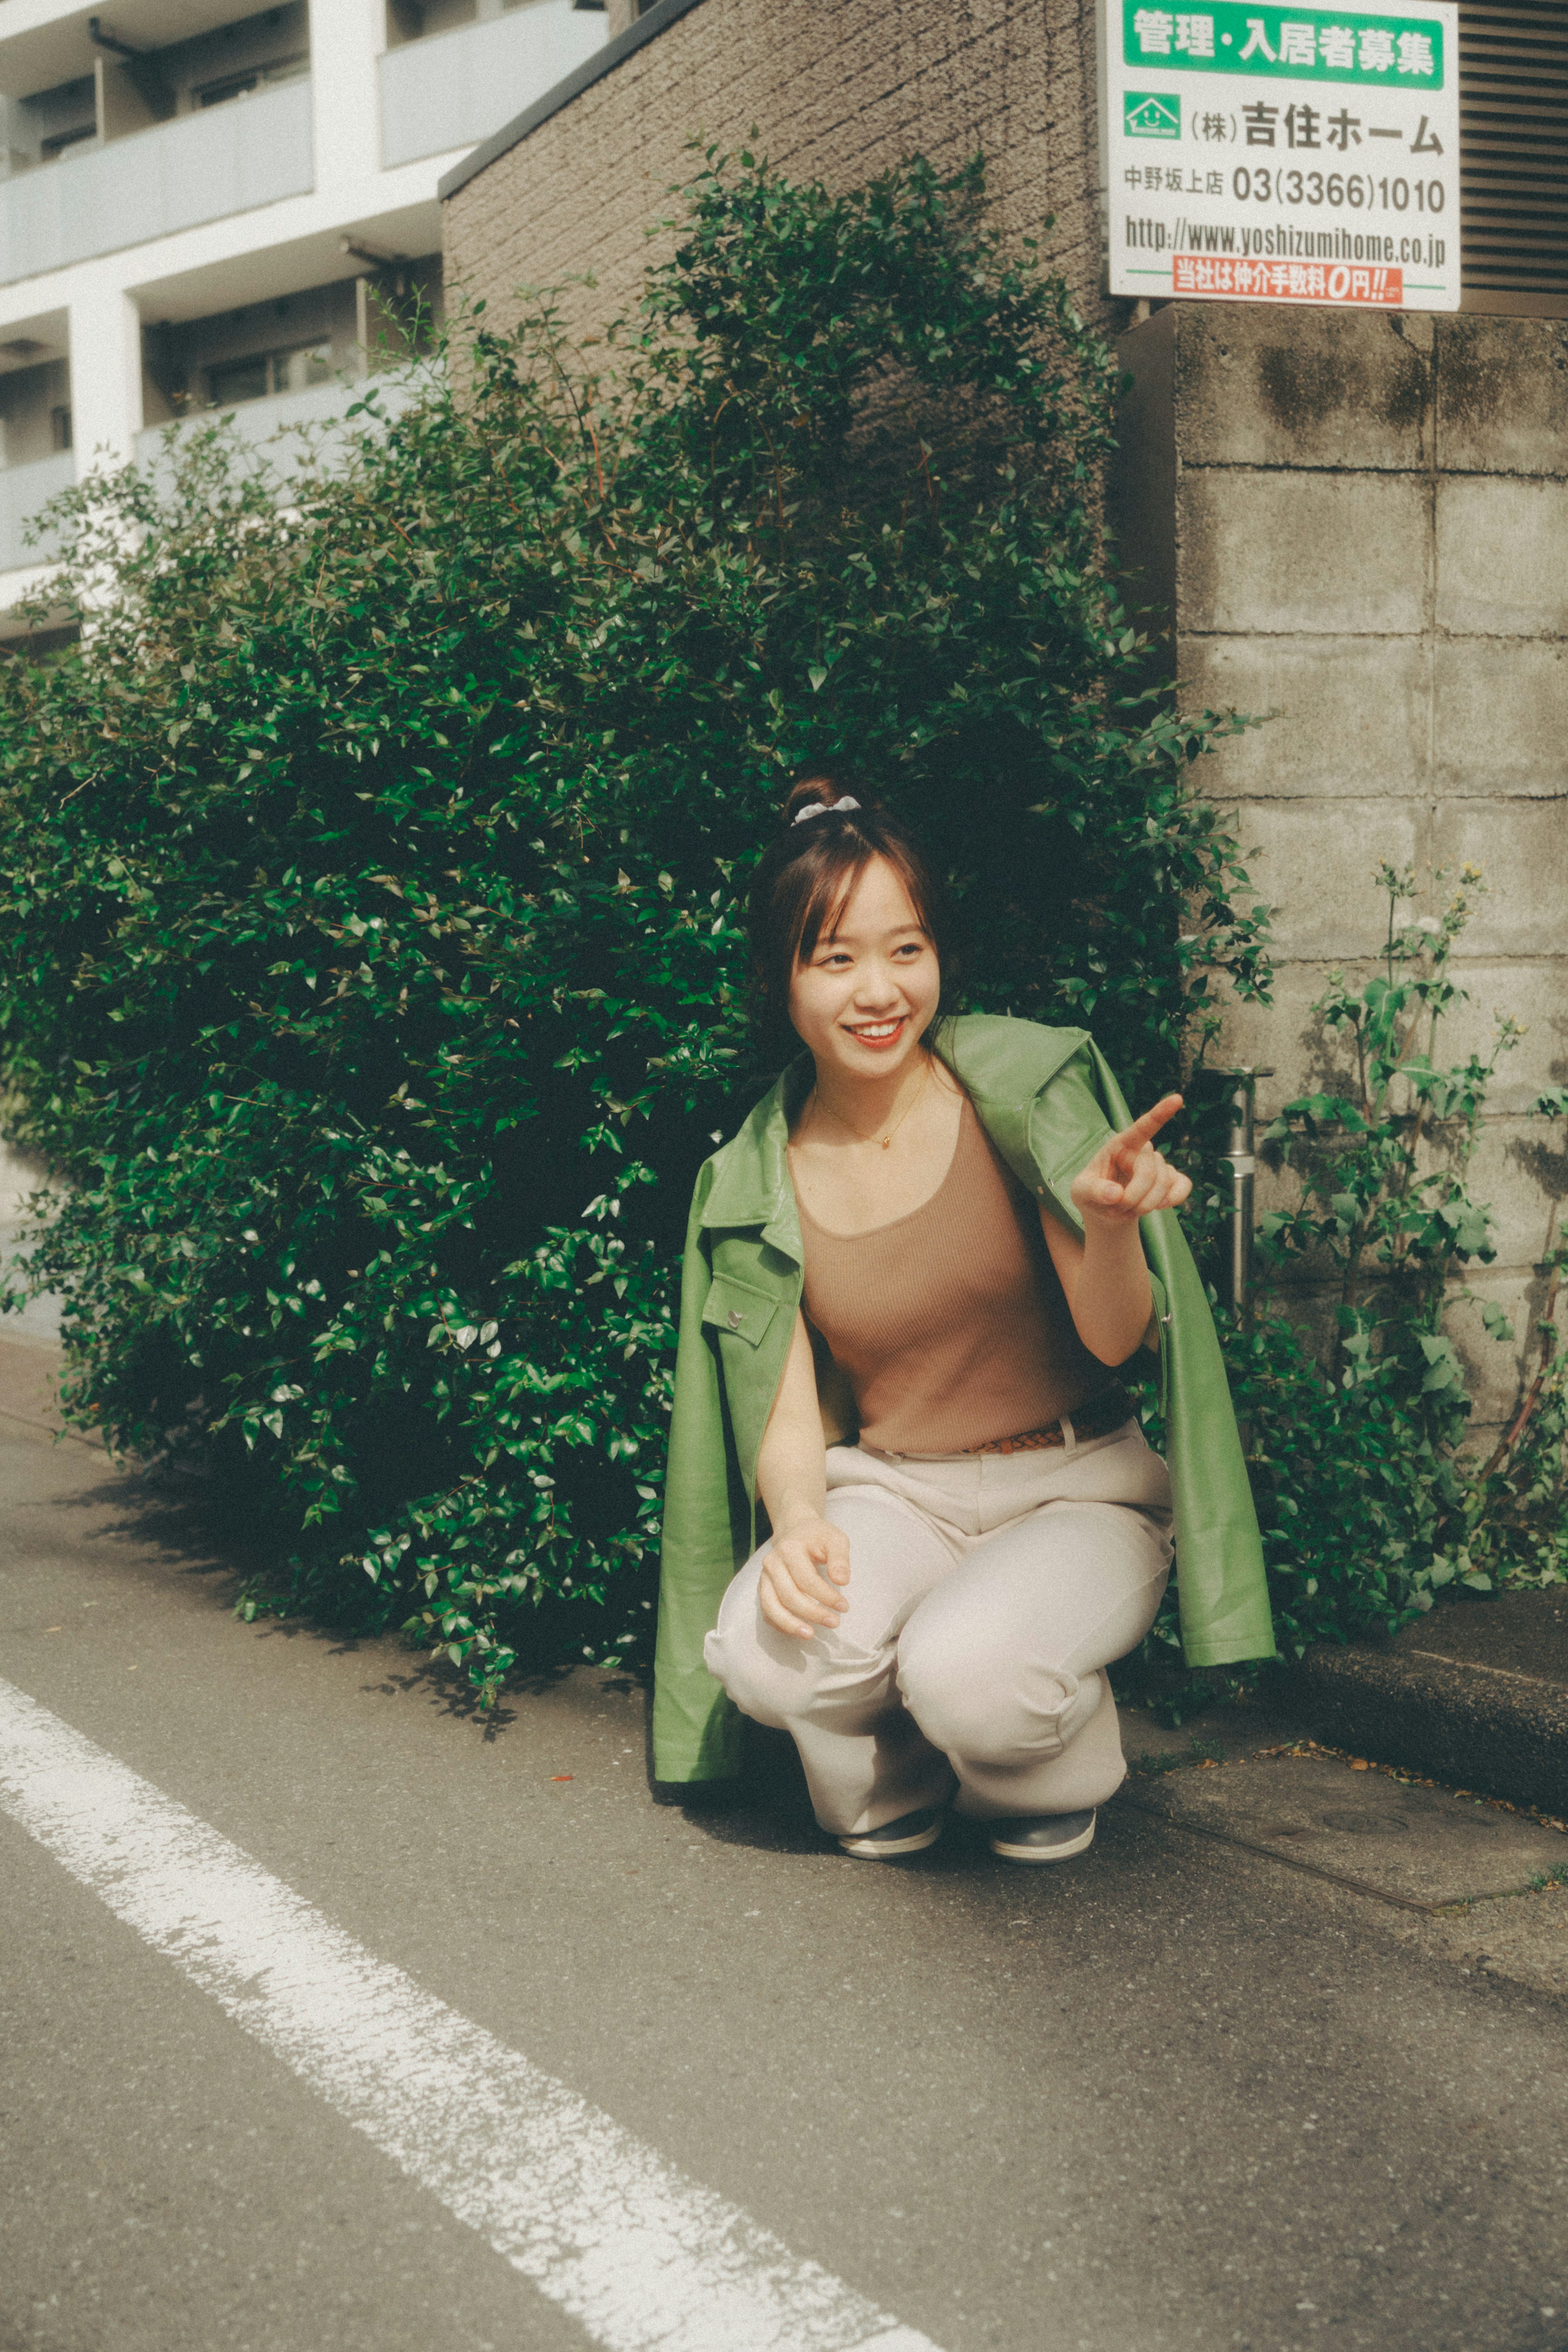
[988,1808,1097,1863]
[837,1806,944,1859]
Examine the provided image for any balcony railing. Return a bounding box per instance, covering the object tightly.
[0,80,314,290]
[134,371,425,492]
[0,377,423,580]
[0,450,74,576]
[379,2,605,171]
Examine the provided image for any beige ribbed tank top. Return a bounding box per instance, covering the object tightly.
[798,1095,1109,1455]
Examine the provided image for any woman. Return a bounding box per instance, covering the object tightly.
[653,776,1274,1861]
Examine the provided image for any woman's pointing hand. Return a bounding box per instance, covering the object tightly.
[1070,1094,1192,1227]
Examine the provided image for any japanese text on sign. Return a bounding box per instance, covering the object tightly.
[1126,3,1442,83]
[1099,0,1459,307]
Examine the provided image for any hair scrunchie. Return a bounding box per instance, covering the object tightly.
[793,796,861,825]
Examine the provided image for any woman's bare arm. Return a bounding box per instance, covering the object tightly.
[1041,1094,1192,1367]
[753,1310,851,1639]
[1041,1211,1154,1367]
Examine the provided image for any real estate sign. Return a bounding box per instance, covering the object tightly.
[1099,0,1461,308]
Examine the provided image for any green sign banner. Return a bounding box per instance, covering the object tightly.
[1122,0,1445,86]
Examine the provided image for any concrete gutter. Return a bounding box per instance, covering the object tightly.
[1292,1640,1568,1817]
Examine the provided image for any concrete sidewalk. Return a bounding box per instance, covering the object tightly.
[1294,1591,1568,1816]
[3,1397,1568,2352]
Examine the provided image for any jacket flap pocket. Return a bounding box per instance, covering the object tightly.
[702,1273,784,1350]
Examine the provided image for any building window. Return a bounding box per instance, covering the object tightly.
[383,1,539,45]
[39,123,96,159]
[1461,0,1568,313]
[194,54,309,107]
[207,343,332,406]
[50,406,72,451]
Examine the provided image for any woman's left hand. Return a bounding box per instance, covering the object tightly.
[1070,1095,1192,1228]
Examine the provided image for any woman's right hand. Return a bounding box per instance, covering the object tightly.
[758,1516,851,1640]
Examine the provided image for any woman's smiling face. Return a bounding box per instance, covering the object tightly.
[786,854,940,1083]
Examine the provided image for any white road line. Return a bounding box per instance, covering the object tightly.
[0,1677,942,2352]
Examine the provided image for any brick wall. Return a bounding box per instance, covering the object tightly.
[1113,304,1568,1438]
[442,0,1111,341]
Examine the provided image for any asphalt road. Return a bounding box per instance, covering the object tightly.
[2,1412,1566,2352]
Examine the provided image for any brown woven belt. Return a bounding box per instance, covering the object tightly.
[960,1386,1134,1456]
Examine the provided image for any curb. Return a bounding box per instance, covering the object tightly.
[1292,1642,1568,1817]
[0,1341,105,1453]
[0,1402,104,1449]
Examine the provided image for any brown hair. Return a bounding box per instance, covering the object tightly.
[746,771,956,1054]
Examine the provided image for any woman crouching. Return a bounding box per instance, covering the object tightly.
[652,775,1274,1861]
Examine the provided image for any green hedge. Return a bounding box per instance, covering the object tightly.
[0,156,1269,1694]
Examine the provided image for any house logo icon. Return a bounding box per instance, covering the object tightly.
[1124,92,1181,138]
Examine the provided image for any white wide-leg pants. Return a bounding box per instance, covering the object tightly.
[704,1421,1173,1836]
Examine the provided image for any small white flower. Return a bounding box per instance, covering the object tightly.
[1414,916,1443,935]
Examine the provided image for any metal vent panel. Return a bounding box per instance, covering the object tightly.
[1460,0,1568,301]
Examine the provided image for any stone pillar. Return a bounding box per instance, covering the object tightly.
[1111,305,1568,1440]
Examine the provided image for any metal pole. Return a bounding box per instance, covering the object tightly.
[1216,1069,1272,1325]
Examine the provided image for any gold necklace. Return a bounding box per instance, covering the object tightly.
[808,1054,930,1151]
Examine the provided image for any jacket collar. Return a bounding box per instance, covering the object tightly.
[697,1064,804,1249]
[697,1014,1090,1247]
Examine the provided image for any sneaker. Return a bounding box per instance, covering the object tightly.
[837,1806,944,1859]
[988,1808,1097,1863]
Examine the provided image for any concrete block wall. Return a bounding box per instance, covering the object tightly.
[1112,305,1568,1442]
[443,0,1110,342]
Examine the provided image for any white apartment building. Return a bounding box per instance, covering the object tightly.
[0,0,611,623]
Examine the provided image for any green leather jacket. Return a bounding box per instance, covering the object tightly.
[653,1014,1275,1784]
